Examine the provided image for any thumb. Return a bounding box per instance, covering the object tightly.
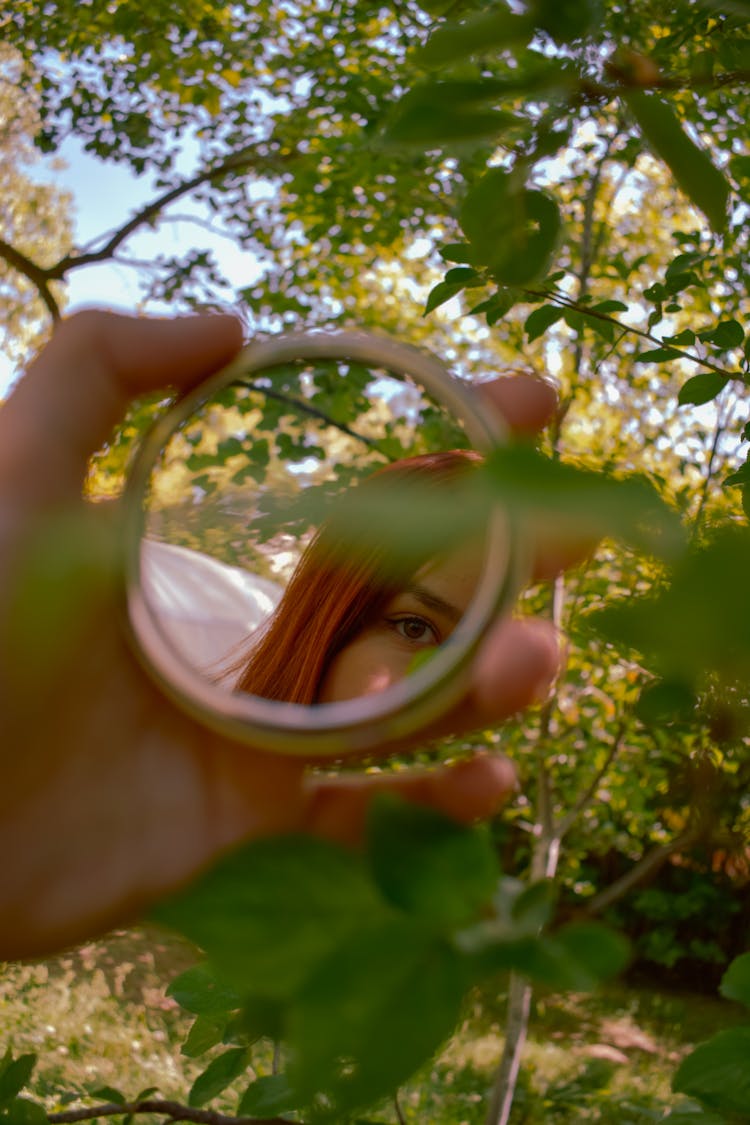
[0,310,243,506]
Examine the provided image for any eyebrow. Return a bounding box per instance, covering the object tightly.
[403,582,464,628]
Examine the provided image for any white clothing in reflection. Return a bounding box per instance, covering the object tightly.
[140,539,282,676]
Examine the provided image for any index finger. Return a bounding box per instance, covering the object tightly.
[0,310,243,505]
[478,372,558,436]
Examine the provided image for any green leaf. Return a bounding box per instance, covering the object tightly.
[663,329,696,346]
[635,679,696,723]
[385,83,519,147]
[525,304,565,341]
[529,0,599,42]
[622,91,729,233]
[153,836,389,998]
[88,1088,126,1106]
[720,952,750,1008]
[0,1056,36,1110]
[2,1099,48,1125]
[511,879,557,933]
[730,153,750,185]
[724,458,750,487]
[289,920,465,1111]
[474,923,628,990]
[460,169,561,285]
[440,242,480,264]
[590,299,629,314]
[182,1016,227,1058]
[237,1074,301,1117]
[634,347,682,362]
[367,796,500,928]
[553,922,631,984]
[417,7,533,67]
[167,964,241,1016]
[698,319,744,349]
[188,1048,249,1108]
[678,372,729,406]
[661,1104,731,1124]
[424,280,465,314]
[484,445,685,560]
[673,1027,750,1114]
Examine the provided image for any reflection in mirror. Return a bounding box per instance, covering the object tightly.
[139,356,487,704]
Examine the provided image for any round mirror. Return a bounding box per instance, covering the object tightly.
[122,330,522,755]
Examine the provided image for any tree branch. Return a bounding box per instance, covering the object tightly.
[581,827,701,916]
[47,1101,293,1125]
[523,286,740,383]
[0,237,61,320]
[239,381,383,452]
[50,144,288,278]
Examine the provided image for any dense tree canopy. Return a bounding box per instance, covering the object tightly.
[3,1,750,1122]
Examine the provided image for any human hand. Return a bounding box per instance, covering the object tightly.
[0,311,563,961]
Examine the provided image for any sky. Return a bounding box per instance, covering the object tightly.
[0,136,263,396]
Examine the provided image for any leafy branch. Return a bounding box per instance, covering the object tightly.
[0,143,295,322]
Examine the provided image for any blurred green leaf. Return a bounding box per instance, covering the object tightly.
[0,1055,36,1110]
[635,679,697,724]
[2,1099,48,1125]
[289,920,465,1111]
[89,1088,126,1106]
[367,796,500,928]
[553,922,631,985]
[672,1027,750,1113]
[719,952,750,1008]
[385,82,519,147]
[510,879,558,933]
[417,5,533,67]
[622,91,729,233]
[154,837,389,997]
[529,0,599,42]
[484,445,685,560]
[167,964,241,1016]
[660,1104,729,1124]
[460,170,561,285]
[591,528,750,685]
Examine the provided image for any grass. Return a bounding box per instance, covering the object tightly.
[1,927,745,1123]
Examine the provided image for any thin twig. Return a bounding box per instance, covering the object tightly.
[238,381,382,451]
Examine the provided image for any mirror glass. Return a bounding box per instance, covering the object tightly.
[124,332,518,755]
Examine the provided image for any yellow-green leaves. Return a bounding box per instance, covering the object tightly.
[621,90,730,233]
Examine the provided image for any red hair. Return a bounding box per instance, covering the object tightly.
[234,449,481,703]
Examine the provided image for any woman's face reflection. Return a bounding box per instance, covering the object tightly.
[317,538,484,703]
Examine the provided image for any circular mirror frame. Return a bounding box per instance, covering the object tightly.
[122,329,525,756]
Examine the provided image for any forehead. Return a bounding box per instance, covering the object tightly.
[411,536,486,618]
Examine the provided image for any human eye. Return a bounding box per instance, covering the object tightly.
[388,615,439,646]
